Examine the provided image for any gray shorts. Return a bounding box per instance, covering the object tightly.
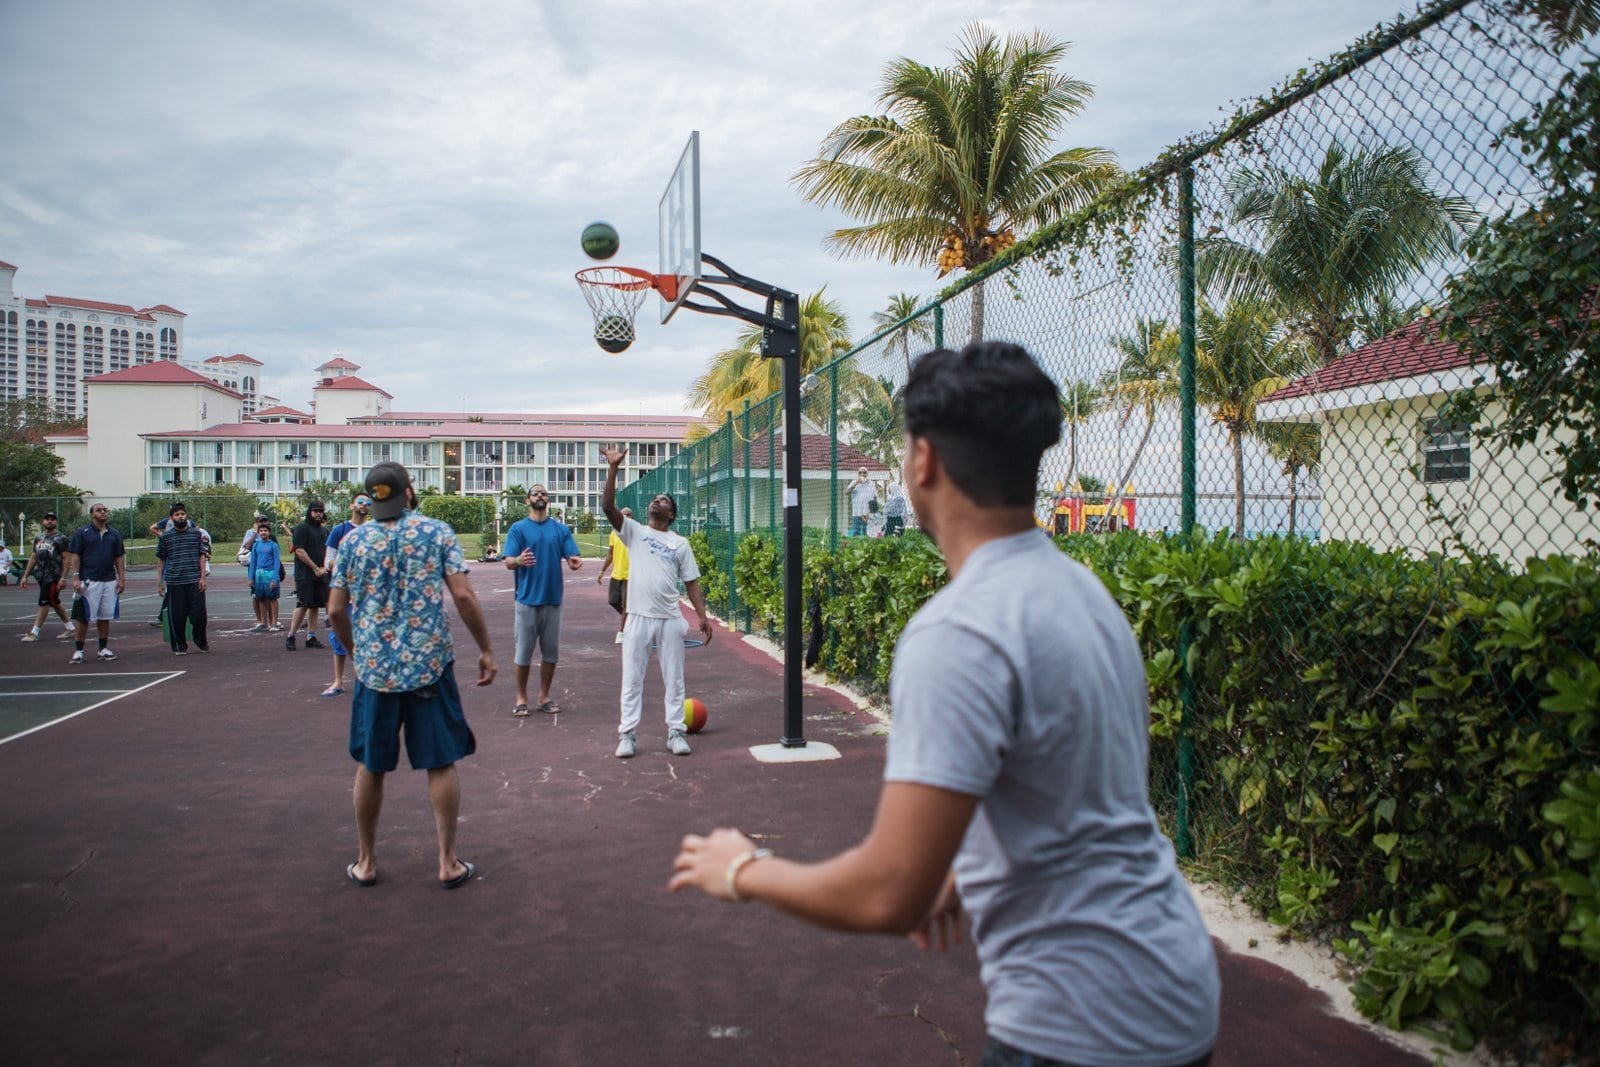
[513,602,562,666]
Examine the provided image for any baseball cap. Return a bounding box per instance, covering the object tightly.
[364,462,412,520]
[42,511,57,520]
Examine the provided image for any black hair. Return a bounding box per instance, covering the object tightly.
[652,493,677,520]
[903,342,1061,507]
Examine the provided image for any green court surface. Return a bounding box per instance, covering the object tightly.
[0,672,180,744]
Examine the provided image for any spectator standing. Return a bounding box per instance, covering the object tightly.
[847,466,878,536]
[883,475,908,536]
[155,502,210,655]
[18,512,72,642]
[502,485,582,716]
[600,446,713,758]
[329,462,496,890]
[63,503,126,664]
[669,342,1220,1067]
[0,543,12,584]
[247,518,283,632]
[287,502,330,650]
[595,506,632,644]
[320,494,371,696]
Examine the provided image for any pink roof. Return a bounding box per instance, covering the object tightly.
[318,357,361,370]
[87,360,245,400]
[352,411,705,429]
[314,374,393,399]
[140,304,186,316]
[45,295,139,315]
[202,353,264,366]
[0,260,16,271]
[144,420,700,442]
[250,405,313,419]
[1265,321,1473,402]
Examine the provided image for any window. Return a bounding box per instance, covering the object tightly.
[1423,419,1470,483]
[553,442,580,464]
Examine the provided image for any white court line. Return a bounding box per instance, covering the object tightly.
[1,690,128,697]
[1,671,177,679]
[0,671,183,746]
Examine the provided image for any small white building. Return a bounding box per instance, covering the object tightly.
[1256,321,1599,562]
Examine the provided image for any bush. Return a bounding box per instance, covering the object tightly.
[136,483,262,542]
[417,494,495,534]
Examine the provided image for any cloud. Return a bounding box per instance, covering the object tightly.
[1,0,1407,417]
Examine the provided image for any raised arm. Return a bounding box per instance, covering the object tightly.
[599,446,626,531]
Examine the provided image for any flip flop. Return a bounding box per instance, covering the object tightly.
[346,863,376,888]
[441,861,475,890]
[511,703,529,717]
[536,700,560,715]
[321,686,345,698]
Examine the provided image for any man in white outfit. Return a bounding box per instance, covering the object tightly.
[600,445,713,758]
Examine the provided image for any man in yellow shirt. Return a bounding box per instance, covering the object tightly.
[595,506,632,644]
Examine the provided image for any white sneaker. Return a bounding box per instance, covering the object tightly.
[59,627,74,640]
[667,730,692,756]
[614,731,636,759]
[21,632,39,643]
[97,647,118,661]
[614,632,625,644]
[69,649,84,665]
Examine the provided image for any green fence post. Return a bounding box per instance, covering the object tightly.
[741,399,752,632]
[829,365,839,551]
[724,410,738,623]
[933,303,944,349]
[1176,164,1198,861]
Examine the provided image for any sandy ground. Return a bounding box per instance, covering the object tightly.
[739,629,1499,1067]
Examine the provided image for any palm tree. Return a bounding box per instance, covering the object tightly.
[792,24,1120,343]
[1252,420,1321,536]
[1058,378,1097,485]
[846,376,902,468]
[687,289,853,423]
[870,293,935,380]
[1100,318,1180,525]
[1195,140,1475,367]
[1195,298,1311,538]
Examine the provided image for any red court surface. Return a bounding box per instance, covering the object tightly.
[0,566,1431,1065]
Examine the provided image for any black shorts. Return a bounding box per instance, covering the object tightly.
[37,580,62,609]
[608,577,627,611]
[295,575,329,609]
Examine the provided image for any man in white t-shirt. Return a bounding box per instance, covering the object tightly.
[600,445,713,759]
[668,342,1219,1067]
[847,466,878,536]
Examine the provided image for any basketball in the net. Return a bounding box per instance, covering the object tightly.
[596,314,634,354]
[682,698,708,734]
[581,221,620,260]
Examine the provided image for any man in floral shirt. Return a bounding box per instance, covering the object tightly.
[329,461,497,890]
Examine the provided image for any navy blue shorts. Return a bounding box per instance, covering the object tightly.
[348,663,476,773]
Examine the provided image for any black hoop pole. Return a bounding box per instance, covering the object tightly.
[677,253,806,747]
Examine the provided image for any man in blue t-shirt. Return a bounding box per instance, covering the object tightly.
[320,494,371,696]
[63,503,127,664]
[501,485,582,716]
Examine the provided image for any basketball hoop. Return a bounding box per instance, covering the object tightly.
[575,267,679,353]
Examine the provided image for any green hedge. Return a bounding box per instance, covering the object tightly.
[417,494,495,534]
[701,528,1598,1052]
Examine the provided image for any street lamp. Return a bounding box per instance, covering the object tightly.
[16,511,23,546]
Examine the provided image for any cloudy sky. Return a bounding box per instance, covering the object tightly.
[1,0,1408,418]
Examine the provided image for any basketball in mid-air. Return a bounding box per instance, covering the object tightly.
[682,698,708,734]
[596,314,634,354]
[581,221,620,260]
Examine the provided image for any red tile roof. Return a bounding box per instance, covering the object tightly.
[87,360,246,399]
[45,295,139,315]
[25,298,47,308]
[145,420,702,442]
[1265,321,1474,402]
[318,357,361,370]
[203,353,264,366]
[0,260,16,271]
[139,304,186,316]
[314,375,393,398]
[742,430,890,473]
[250,405,313,419]
[351,411,705,429]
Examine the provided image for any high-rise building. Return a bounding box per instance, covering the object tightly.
[0,259,187,417]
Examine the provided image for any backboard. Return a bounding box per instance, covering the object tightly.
[657,131,701,323]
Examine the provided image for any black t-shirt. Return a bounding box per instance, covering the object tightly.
[291,520,329,581]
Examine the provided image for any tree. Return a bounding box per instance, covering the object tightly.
[0,397,85,446]
[0,440,83,505]
[1252,420,1321,536]
[1438,57,1600,510]
[1195,139,1476,367]
[297,480,361,513]
[845,376,903,468]
[687,289,854,422]
[1058,378,1097,486]
[1195,298,1310,538]
[870,292,935,379]
[792,23,1119,342]
[1100,318,1180,524]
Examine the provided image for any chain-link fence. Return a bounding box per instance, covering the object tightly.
[620,6,1600,1042]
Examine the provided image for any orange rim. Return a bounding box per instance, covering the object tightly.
[575,267,678,302]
